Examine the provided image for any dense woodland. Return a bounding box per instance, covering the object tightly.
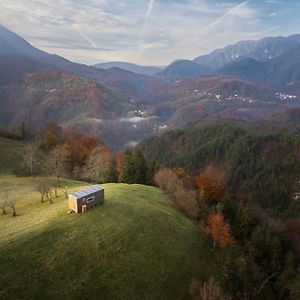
[138,121,300,299]
[1,120,300,300]
[139,122,300,214]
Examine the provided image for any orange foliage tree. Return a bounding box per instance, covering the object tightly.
[63,130,106,167]
[198,175,225,202]
[198,165,226,202]
[205,213,234,248]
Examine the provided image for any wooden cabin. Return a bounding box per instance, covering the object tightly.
[68,186,104,213]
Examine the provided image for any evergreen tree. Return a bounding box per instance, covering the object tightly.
[133,150,148,184]
[221,193,236,223]
[145,160,159,185]
[122,150,135,184]
[107,159,118,183]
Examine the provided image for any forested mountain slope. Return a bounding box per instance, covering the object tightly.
[139,122,300,212]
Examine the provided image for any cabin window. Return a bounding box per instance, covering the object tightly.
[86,196,94,203]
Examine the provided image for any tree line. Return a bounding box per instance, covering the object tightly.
[139,123,300,214]
[12,122,155,187]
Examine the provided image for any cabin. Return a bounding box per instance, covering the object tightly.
[68,186,104,213]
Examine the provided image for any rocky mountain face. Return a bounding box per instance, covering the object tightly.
[193,34,300,70]
[218,47,300,88]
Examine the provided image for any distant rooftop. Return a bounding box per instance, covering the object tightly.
[70,186,104,199]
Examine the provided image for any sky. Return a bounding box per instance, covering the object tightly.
[0,0,300,66]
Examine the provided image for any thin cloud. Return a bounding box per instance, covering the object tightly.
[0,0,298,65]
[145,0,155,19]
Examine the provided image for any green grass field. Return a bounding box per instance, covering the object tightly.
[0,176,218,300]
[0,137,218,299]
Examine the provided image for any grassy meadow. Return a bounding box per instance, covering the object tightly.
[0,174,217,299]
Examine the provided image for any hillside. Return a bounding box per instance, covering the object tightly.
[158,60,210,79]
[0,173,216,299]
[0,137,24,174]
[0,69,130,127]
[94,61,162,76]
[218,48,300,89]
[1,26,300,152]
[139,123,300,212]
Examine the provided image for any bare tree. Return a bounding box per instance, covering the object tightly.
[82,147,112,183]
[189,277,230,300]
[7,198,16,217]
[33,177,52,203]
[23,142,39,177]
[174,187,199,220]
[154,168,178,194]
[0,190,8,214]
[44,146,68,187]
[155,168,199,220]
[62,186,69,199]
[46,187,53,204]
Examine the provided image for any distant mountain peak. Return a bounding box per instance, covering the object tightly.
[94,61,163,76]
[194,34,300,70]
[158,59,210,79]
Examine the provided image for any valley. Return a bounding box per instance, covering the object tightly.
[1,25,300,151]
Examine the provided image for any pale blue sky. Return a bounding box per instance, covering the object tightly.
[0,0,299,65]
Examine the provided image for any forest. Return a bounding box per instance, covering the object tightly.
[1,121,300,299]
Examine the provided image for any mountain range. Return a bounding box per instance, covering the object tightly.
[0,24,300,151]
[193,34,300,69]
[94,61,163,76]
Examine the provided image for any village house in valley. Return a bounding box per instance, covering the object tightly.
[69,186,104,213]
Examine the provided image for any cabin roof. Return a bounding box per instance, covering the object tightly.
[70,186,103,199]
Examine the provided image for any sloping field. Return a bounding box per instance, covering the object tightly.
[0,176,217,299]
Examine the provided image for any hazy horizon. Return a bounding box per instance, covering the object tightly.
[1,0,300,66]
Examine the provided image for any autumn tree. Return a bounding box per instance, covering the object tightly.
[198,175,225,203]
[82,146,113,183]
[198,165,226,203]
[175,168,195,189]
[41,132,60,151]
[40,122,63,150]
[63,130,102,167]
[155,168,199,219]
[173,185,199,219]
[154,168,178,194]
[205,213,234,248]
